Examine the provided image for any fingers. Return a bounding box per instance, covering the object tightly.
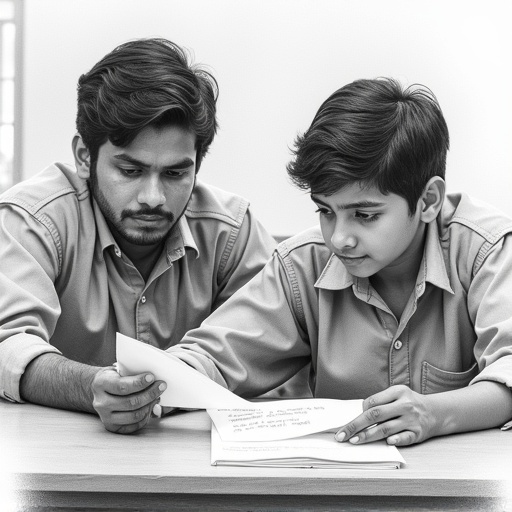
[98,370,160,396]
[335,405,395,443]
[91,369,167,434]
[106,397,162,434]
[386,431,417,446]
[334,385,428,446]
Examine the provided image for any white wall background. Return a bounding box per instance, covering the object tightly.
[22,0,512,237]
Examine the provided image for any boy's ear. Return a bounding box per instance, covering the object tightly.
[72,134,91,180]
[418,177,445,223]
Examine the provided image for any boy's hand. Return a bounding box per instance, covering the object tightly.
[334,385,436,447]
[91,367,167,434]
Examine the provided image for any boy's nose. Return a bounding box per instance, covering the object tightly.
[331,228,357,250]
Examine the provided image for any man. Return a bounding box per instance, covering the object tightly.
[168,78,512,446]
[0,38,276,433]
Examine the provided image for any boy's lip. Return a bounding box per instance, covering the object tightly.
[336,254,367,265]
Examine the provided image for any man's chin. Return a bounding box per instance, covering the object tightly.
[120,228,171,247]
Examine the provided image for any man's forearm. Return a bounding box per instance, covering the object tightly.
[428,380,512,437]
[20,352,101,413]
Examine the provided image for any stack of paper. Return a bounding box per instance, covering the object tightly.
[211,425,404,469]
[208,400,405,469]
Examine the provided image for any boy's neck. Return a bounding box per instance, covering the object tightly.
[369,226,427,319]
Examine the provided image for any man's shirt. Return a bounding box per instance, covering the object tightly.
[169,193,512,401]
[0,163,276,403]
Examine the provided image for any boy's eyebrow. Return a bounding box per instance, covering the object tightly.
[113,154,195,169]
[310,195,386,210]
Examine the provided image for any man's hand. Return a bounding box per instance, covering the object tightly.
[91,367,167,434]
[334,385,436,447]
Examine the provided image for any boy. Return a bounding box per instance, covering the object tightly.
[168,78,512,446]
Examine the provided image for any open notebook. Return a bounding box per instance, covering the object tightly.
[211,424,405,469]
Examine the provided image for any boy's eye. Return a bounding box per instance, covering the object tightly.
[355,211,379,223]
[315,207,333,216]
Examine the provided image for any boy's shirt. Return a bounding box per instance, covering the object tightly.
[169,193,512,402]
[0,163,276,403]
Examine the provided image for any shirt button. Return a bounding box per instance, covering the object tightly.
[114,247,121,257]
[394,340,403,350]
[141,296,147,304]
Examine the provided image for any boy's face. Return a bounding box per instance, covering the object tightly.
[88,124,197,249]
[311,183,426,280]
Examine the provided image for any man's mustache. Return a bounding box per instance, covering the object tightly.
[121,207,175,222]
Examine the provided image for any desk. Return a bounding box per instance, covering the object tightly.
[1,400,511,511]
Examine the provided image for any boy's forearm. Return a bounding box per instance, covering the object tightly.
[20,352,101,413]
[427,381,512,438]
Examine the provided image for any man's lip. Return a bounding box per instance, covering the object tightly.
[130,214,166,222]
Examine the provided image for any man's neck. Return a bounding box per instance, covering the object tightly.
[116,236,165,282]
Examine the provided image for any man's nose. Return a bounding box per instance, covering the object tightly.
[138,176,165,208]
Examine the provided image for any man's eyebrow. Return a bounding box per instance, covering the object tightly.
[310,195,385,210]
[112,154,195,169]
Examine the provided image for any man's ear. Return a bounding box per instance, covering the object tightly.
[72,134,91,180]
[418,177,445,223]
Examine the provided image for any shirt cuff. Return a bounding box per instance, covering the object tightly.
[0,333,61,403]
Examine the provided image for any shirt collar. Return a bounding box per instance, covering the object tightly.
[92,198,199,262]
[314,220,454,294]
[164,215,200,263]
[93,199,117,259]
[420,219,454,294]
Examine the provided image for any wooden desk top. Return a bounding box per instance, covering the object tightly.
[1,399,511,511]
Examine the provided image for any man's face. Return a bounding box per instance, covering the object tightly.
[312,183,425,280]
[89,124,197,248]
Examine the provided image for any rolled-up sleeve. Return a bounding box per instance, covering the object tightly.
[0,205,62,402]
[168,252,311,398]
[469,234,512,389]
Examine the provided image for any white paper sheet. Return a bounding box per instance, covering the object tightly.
[116,333,366,443]
[207,398,364,442]
[115,333,249,409]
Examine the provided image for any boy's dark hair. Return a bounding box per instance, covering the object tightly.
[286,78,449,214]
[76,38,218,169]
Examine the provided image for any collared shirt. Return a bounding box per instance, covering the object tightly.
[0,163,276,403]
[169,193,512,401]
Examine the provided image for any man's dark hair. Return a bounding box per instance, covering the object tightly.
[286,78,450,214]
[76,38,218,169]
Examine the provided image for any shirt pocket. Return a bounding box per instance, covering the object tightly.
[421,361,479,394]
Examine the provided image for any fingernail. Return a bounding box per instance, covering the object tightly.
[387,436,398,445]
[349,436,359,444]
[153,403,162,418]
[145,374,154,383]
[335,431,345,442]
[159,382,167,392]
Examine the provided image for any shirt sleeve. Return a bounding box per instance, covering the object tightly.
[167,252,311,398]
[212,206,276,311]
[0,204,62,403]
[468,234,512,390]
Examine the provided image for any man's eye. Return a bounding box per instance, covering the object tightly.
[165,169,187,178]
[119,168,141,177]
